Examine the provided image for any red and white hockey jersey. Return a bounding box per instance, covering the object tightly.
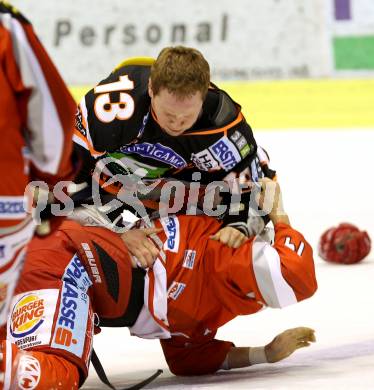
[4,214,316,387]
[0,2,77,329]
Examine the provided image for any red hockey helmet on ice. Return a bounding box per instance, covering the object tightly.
[318,223,371,264]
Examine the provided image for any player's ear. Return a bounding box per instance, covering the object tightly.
[148,79,154,98]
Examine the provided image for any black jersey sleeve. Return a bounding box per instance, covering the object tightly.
[73,143,96,184]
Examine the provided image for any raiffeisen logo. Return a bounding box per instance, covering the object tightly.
[10,294,45,338]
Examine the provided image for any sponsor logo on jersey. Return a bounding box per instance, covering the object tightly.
[57,284,84,336]
[52,280,89,357]
[0,196,26,219]
[8,290,59,350]
[209,136,241,171]
[168,281,186,301]
[120,142,187,168]
[230,130,254,158]
[183,250,196,270]
[235,136,248,150]
[17,354,41,390]
[81,243,102,284]
[191,149,219,171]
[10,294,45,338]
[62,254,93,292]
[239,144,252,158]
[161,217,180,253]
[230,130,241,142]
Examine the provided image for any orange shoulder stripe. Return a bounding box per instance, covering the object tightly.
[184,111,244,137]
[73,129,105,157]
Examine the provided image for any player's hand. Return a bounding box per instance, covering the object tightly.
[265,327,316,363]
[120,227,163,268]
[210,226,248,248]
[256,178,290,225]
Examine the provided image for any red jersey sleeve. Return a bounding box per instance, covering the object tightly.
[250,222,317,308]
[0,6,77,185]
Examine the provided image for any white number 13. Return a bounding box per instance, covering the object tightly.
[94,75,135,123]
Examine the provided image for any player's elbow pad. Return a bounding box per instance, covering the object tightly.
[251,237,317,308]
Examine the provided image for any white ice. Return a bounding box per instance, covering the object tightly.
[83,130,374,389]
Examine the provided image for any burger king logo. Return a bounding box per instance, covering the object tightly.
[10,294,45,338]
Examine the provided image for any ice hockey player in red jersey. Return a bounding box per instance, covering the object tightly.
[0,2,77,327]
[0,179,317,389]
[72,46,276,253]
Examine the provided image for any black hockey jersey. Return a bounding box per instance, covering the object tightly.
[73,59,258,185]
[73,59,274,230]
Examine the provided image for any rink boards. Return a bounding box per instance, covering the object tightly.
[70,78,374,130]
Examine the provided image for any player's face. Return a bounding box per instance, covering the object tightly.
[150,87,203,136]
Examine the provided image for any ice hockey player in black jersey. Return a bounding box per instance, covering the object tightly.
[72,46,276,256]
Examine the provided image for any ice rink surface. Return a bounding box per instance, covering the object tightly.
[82,130,374,389]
